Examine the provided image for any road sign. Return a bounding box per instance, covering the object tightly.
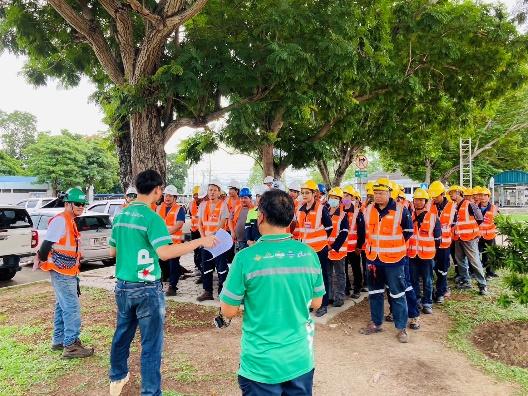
[420,183,428,190]
[355,170,368,178]
[355,154,368,170]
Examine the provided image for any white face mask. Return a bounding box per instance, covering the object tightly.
[328,198,340,208]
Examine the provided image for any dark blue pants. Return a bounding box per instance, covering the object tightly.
[238,369,314,396]
[434,248,450,297]
[202,249,228,295]
[409,257,434,308]
[168,257,181,289]
[110,280,165,396]
[317,247,330,307]
[191,230,202,271]
[346,251,363,293]
[387,258,420,319]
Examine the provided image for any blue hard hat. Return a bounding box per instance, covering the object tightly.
[318,183,326,194]
[240,187,252,197]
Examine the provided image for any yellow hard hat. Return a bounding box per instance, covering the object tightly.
[192,185,200,195]
[464,187,473,196]
[301,179,318,191]
[373,177,392,191]
[447,185,464,194]
[366,181,375,196]
[366,186,374,195]
[428,181,446,198]
[328,187,344,199]
[481,187,491,196]
[342,185,356,196]
[413,188,430,200]
[398,190,406,199]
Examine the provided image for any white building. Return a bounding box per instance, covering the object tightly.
[0,176,53,205]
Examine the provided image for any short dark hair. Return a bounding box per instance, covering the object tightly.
[135,170,163,195]
[259,189,294,227]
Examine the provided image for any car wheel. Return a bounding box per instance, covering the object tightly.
[102,258,116,266]
[0,268,17,281]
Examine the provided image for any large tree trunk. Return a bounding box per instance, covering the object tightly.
[130,107,167,181]
[115,125,132,190]
[262,143,274,178]
[331,145,361,186]
[316,160,332,186]
[424,158,432,184]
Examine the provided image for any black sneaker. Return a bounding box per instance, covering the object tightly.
[479,286,489,295]
[422,306,433,315]
[434,296,445,304]
[165,286,177,297]
[457,282,472,290]
[351,291,361,299]
[315,306,328,317]
[333,300,344,307]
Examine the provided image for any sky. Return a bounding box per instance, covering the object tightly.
[0,0,519,190]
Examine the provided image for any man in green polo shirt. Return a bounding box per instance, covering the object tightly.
[108,170,216,396]
[220,189,325,395]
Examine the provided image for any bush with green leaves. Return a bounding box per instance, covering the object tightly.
[488,216,528,306]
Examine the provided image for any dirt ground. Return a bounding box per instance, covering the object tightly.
[472,320,528,370]
[0,283,521,396]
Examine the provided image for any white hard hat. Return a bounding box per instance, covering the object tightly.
[254,184,268,196]
[163,185,179,196]
[272,180,286,191]
[288,181,301,192]
[227,180,240,190]
[263,175,274,184]
[125,186,137,195]
[208,179,222,189]
[198,185,208,199]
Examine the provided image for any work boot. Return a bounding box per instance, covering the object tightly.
[422,306,433,315]
[444,288,451,298]
[193,269,202,277]
[351,290,361,299]
[397,329,409,343]
[479,286,489,296]
[435,296,445,304]
[51,343,63,351]
[385,313,393,322]
[409,317,420,330]
[315,306,327,317]
[328,298,334,305]
[62,339,94,359]
[417,302,423,311]
[457,282,472,290]
[109,373,130,396]
[195,277,203,284]
[165,286,177,297]
[361,287,368,293]
[196,291,214,302]
[333,299,344,307]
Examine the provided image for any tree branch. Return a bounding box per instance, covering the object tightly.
[126,0,163,27]
[48,0,124,84]
[162,86,272,144]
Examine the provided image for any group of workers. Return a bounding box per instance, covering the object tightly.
[141,175,498,344]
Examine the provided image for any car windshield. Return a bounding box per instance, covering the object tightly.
[75,215,112,231]
[0,208,33,229]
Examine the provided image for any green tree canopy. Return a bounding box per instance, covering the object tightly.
[0,110,37,162]
[0,150,25,176]
[166,153,187,193]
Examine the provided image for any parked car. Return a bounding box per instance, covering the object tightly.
[31,208,115,266]
[0,206,38,281]
[16,197,56,212]
[88,199,192,239]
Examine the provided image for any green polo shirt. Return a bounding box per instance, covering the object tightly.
[109,201,172,282]
[220,233,325,384]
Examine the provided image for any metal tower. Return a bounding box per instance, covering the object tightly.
[459,138,473,188]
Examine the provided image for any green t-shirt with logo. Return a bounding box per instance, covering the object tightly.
[109,201,172,282]
[220,233,325,384]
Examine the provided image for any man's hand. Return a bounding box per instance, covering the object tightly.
[200,235,218,249]
[32,254,41,271]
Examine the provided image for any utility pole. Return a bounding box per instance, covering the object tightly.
[459,138,473,188]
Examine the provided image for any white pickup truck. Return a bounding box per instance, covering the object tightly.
[0,206,38,281]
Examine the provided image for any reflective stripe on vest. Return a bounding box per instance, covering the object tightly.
[328,210,348,260]
[296,202,327,252]
[157,203,183,243]
[202,200,225,236]
[190,200,199,232]
[407,212,437,259]
[454,200,480,241]
[430,201,456,248]
[365,203,407,263]
[480,204,497,240]
[40,211,80,276]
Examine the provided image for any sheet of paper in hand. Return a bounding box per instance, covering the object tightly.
[204,229,233,261]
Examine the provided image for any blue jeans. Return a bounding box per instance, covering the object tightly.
[409,258,434,308]
[238,369,314,396]
[434,248,450,297]
[109,280,165,396]
[367,262,408,330]
[50,270,81,347]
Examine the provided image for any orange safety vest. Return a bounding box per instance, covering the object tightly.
[364,202,407,263]
[480,203,498,240]
[328,209,348,260]
[157,203,183,244]
[407,211,437,260]
[295,201,328,252]
[430,200,456,249]
[150,202,158,211]
[345,207,359,252]
[201,200,226,236]
[190,200,199,232]
[454,200,480,241]
[40,211,81,276]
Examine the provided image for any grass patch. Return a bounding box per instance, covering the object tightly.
[0,325,82,395]
[442,281,528,393]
